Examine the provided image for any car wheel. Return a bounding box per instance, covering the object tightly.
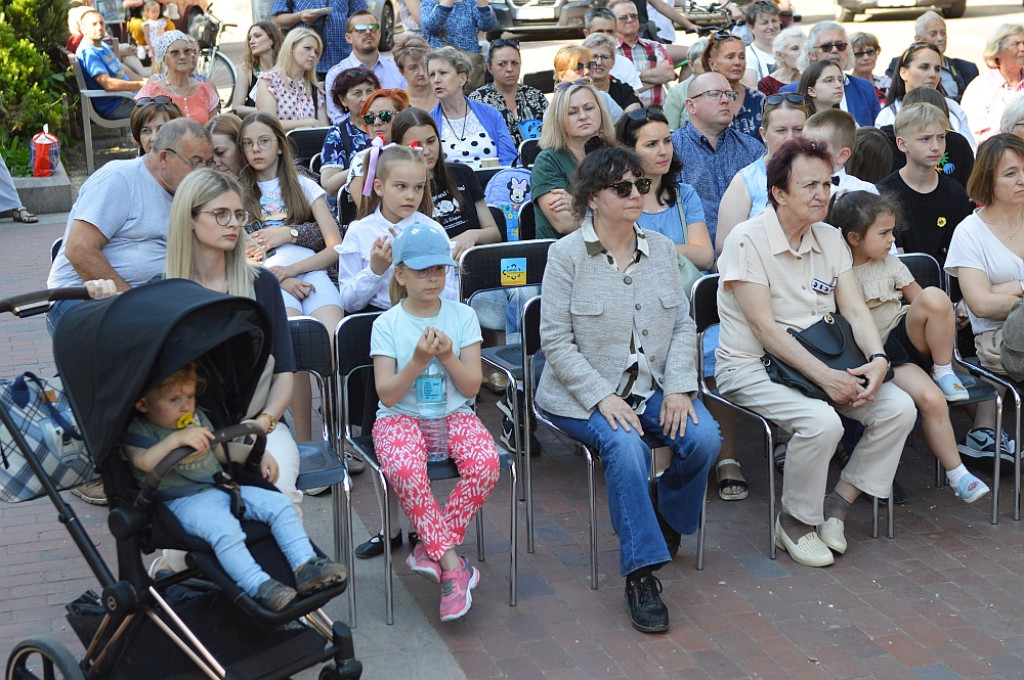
[834,3,856,21]
[380,0,395,52]
[942,0,967,18]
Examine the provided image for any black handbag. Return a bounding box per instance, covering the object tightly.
[761,312,893,402]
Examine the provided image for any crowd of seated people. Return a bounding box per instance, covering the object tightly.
[58,1,1024,634]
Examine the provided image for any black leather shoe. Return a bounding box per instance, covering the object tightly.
[655,507,681,559]
[355,531,403,559]
[625,573,669,633]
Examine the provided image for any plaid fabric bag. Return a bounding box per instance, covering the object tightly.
[0,372,92,502]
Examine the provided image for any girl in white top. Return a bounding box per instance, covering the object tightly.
[834,190,988,504]
[336,145,458,314]
[239,112,344,442]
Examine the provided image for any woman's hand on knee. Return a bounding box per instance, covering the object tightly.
[660,392,696,440]
[598,394,643,435]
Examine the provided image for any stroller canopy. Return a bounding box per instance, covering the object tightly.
[54,279,271,467]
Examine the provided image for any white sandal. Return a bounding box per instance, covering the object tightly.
[715,458,748,501]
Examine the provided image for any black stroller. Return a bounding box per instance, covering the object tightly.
[1,280,361,680]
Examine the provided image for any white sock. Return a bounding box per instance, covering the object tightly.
[932,363,955,380]
[946,464,968,486]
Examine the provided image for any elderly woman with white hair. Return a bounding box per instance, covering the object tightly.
[758,26,804,97]
[1000,96,1024,140]
[136,31,220,124]
[961,23,1024,145]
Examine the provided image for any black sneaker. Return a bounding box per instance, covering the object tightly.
[255,579,297,611]
[624,573,669,633]
[294,556,349,595]
[355,531,403,559]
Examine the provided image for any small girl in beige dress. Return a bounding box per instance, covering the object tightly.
[832,190,989,504]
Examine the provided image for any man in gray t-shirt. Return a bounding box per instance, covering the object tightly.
[46,118,213,334]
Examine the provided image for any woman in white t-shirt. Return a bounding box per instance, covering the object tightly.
[945,134,1024,459]
[239,112,344,442]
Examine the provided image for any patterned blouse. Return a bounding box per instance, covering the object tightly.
[136,80,219,125]
[320,119,371,169]
[730,87,766,141]
[258,69,326,122]
[468,83,548,148]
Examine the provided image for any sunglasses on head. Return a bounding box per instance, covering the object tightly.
[362,110,394,125]
[606,178,652,197]
[491,38,519,49]
[626,107,660,122]
[711,29,734,41]
[136,95,173,106]
[763,92,804,106]
[555,78,590,91]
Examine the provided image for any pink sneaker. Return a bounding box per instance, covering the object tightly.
[439,557,479,622]
[406,543,442,583]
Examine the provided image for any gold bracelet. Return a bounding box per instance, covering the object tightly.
[257,412,277,434]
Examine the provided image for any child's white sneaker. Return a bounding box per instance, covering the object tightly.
[952,472,990,504]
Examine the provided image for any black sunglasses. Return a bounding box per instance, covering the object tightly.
[711,29,734,41]
[764,93,805,106]
[136,95,173,106]
[606,178,652,197]
[491,38,519,49]
[362,110,394,125]
[816,41,848,53]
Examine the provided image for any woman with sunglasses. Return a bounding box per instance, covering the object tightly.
[255,27,328,132]
[231,22,284,118]
[532,82,617,239]
[345,89,411,201]
[582,33,642,118]
[468,38,549,149]
[320,68,381,197]
[701,32,765,139]
[875,42,976,152]
[716,93,808,253]
[136,31,220,125]
[394,36,437,112]
[426,47,517,169]
[797,60,845,118]
[536,145,719,634]
[849,32,888,105]
[553,45,623,123]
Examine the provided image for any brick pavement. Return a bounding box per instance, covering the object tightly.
[4,214,1024,679]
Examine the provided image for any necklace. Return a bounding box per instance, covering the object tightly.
[164,78,195,97]
[441,100,469,142]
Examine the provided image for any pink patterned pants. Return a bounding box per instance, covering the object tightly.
[372,413,500,562]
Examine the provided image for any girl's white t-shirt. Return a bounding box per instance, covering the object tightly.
[257,175,326,267]
[945,211,1024,334]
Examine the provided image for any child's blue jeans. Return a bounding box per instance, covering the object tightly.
[167,486,315,596]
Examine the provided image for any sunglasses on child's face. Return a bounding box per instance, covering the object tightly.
[606,178,652,198]
[406,265,448,278]
[362,110,395,125]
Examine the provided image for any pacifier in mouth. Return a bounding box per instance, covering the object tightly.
[176,412,195,429]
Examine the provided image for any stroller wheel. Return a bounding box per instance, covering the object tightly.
[6,637,85,680]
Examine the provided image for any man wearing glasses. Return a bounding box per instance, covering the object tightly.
[777,22,880,127]
[607,0,676,109]
[324,9,407,124]
[75,10,146,120]
[884,11,979,103]
[272,0,369,81]
[583,8,642,91]
[46,119,215,333]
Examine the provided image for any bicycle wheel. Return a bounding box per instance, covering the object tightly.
[197,49,237,109]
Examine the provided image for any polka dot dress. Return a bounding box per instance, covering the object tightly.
[440,109,496,170]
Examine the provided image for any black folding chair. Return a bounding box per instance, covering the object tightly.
[286,127,332,166]
[517,139,541,168]
[488,205,508,242]
[517,202,537,241]
[335,313,519,625]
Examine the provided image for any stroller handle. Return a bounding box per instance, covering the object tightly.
[0,287,91,317]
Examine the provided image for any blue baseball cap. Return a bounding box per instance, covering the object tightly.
[392,223,457,270]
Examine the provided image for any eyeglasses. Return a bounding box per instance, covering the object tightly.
[241,136,275,151]
[136,95,173,106]
[167,48,197,58]
[200,208,250,226]
[555,78,590,91]
[574,61,597,72]
[362,110,395,125]
[616,12,638,21]
[405,265,449,278]
[853,48,877,59]
[690,88,739,102]
[818,75,849,86]
[605,178,652,197]
[351,23,380,33]
[815,41,847,53]
[491,38,520,49]
[167,148,214,169]
[764,93,805,106]
[592,53,613,63]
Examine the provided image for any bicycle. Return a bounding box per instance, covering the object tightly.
[191,3,238,109]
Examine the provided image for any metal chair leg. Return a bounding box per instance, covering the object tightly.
[585,447,598,591]
[509,461,518,607]
[381,475,394,626]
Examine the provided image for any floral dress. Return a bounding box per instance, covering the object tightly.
[259,70,326,122]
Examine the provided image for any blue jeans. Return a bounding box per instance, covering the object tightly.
[545,391,720,576]
[167,486,315,596]
[46,298,82,339]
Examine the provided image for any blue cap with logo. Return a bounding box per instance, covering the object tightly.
[392,223,457,270]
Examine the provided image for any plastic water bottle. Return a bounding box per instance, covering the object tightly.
[416,357,448,462]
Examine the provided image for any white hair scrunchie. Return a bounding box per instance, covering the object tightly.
[154,30,191,64]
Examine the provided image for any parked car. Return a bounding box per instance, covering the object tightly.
[369,0,404,51]
[833,0,966,22]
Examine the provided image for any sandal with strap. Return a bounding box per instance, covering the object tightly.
[715,458,749,501]
[12,207,38,224]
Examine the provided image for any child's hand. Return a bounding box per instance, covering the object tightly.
[171,426,214,453]
[370,236,393,276]
[413,328,436,363]
[260,452,279,484]
[429,327,454,359]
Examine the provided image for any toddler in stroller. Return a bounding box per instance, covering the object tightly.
[124,362,347,611]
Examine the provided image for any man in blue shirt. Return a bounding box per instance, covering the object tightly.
[671,72,763,243]
[324,9,407,124]
[272,0,369,81]
[75,10,145,119]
